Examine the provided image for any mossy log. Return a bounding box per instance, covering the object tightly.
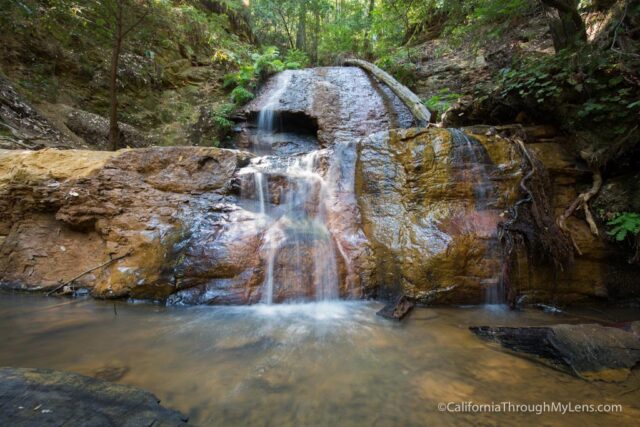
[343,59,431,126]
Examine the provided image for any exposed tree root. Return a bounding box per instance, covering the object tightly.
[555,153,602,255]
[498,136,575,307]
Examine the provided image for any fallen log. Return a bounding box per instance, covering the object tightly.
[343,58,431,126]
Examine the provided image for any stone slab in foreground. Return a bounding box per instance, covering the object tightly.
[470,322,640,382]
[0,367,187,426]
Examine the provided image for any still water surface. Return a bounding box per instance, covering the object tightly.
[0,294,638,426]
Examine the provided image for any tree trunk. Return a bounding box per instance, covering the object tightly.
[276,7,295,49]
[296,0,307,51]
[541,0,587,52]
[363,0,375,59]
[312,3,320,64]
[343,58,431,126]
[108,34,122,151]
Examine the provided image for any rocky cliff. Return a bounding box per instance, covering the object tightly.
[1,126,637,305]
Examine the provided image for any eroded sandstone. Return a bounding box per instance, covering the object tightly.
[355,127,639,304]
[0,128,637,305]
[0,146,260,302]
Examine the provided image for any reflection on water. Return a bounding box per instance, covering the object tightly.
[0,294,638,426]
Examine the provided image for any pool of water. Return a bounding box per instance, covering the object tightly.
[0,294,638,426]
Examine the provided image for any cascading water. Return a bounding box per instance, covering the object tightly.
[241,73,341,304]
[450,129,504,305]
[253,71,292,154]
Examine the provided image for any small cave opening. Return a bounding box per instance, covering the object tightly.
[247,111,319,137]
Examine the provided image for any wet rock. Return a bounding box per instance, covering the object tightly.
[214,336,278,353]
[376,295,415,321]
[0,367,187,426]
[243,67,415,147]
[470,322,640,382]
[92,364,130,382]
[355,127,639,304]
[356,127,518,303]
[0,147,258,301]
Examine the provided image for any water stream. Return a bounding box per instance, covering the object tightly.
[1,294,638,426]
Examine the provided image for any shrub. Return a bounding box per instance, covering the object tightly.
[222,46,304,107]
[424,88,463,120]
[607,212,640,242]
[497,46,640,160]
[284,49,310,69]
[230,86,254,104]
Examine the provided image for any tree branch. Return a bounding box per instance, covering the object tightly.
[122,1,151,39]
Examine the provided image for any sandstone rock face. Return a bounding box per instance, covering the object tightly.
[1,127,638,305]
[239,67,415,151]
[356,128,518,303]
[1,62,638,306]
[0,147,263,302]
[355,127,639,304]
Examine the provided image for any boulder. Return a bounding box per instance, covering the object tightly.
[0,75,73,149]
[241,67,415,148]
[356,128,519,303]
[376,295,415,321]
[0,367,187,426]
[470,322,640,382]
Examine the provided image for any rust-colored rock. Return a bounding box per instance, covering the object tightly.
[355,127,639,304]
[0,147,260,302]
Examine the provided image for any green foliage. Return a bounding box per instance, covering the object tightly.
[251,47,286,78]
[230,86,254,104]
[210,102,236,145]
[223,46,305,106]
[239,0,537,65]
[375,47,420,87]
[223,65,255,89]
[607,212,640,242]
[423,88,463,120]
[445,0,535,45]
[498,46,640,147]
[284,49,310,69]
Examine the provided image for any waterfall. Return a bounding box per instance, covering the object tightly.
[243,71,341,304]
[449,129,504,305]
[254,71,292,153]
[254,172,267,215]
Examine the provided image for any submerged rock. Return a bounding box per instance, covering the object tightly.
[470,323,640,382]
[0,367,187,426]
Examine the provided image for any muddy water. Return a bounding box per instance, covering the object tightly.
[0,294,638,426]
